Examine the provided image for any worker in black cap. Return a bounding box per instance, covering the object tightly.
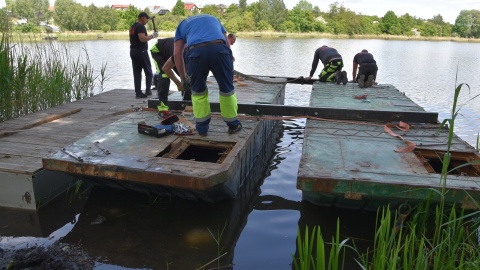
[129,12,158,98]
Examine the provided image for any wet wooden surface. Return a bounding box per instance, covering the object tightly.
[310,82,426,112]
[1,75,286,176]
[40,76,286,200]
[0,89,147,175]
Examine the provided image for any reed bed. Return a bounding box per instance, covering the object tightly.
[1,15,107,122]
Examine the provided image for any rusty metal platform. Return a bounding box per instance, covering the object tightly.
[297,82,480,210]
[42,76,286,202]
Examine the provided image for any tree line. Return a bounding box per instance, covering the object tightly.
[4,0,480,38]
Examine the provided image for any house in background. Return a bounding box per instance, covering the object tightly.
[183,2,199,13]
[147,5,171,16]
[111,4,130,11]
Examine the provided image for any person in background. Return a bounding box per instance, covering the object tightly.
[174,14,242,137]
[227,33,236,45]
[305,45,347,85]
[227,33,236,62]
[352,49,378,88]
[129,12,158,98]
[150,37,187,104]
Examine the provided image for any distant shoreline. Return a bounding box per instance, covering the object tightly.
[12,30,480,43]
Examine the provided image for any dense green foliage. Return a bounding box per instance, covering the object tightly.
[2,0,480,37]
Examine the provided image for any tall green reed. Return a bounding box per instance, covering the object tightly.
[0,10,107,122]
[292,219,351,270]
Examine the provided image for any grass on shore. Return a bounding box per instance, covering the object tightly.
[9,30,480,43]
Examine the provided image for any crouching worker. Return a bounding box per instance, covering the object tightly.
[150,37,190,104]
[305,45,347,85]
[352,49,378,88]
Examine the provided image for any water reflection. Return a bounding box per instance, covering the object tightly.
[1,38,479,269]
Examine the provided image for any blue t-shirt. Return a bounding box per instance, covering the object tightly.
[174,14,226,47]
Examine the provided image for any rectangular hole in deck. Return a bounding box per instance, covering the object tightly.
[414,149,480,176]
[157,138,235,163]
[177,145,226,163]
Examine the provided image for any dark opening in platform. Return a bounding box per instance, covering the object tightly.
[414,149,480,176]
[157,138,236,164]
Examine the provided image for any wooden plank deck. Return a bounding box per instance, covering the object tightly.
[0,90,147,175]
[0,89,153,209]
[297,82,480,210]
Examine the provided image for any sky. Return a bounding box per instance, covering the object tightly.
[2,0,479,24]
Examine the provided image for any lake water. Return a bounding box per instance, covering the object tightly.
[1,37,480,270]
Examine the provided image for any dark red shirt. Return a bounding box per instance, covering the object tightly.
[129,22,147,50]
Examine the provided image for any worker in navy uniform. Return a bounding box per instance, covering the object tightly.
[129,12,158,98]
[305,45,347,85]
[173,14,242,137]
[150,38,185,104]
[352,49,378,88]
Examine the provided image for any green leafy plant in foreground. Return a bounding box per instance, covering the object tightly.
[292,219,351,270]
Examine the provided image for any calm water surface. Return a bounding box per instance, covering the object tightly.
[1,38,479,270]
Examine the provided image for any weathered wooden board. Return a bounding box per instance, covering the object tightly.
[0,89,146,174]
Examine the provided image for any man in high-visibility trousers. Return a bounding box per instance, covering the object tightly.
[173,14,242,137]
[150,37,189,104]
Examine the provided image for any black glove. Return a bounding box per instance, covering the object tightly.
[182,77,191,94]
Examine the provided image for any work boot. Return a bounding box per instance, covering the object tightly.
[358,74,365,88]
[365,75,374,88]
[228,123,242,134]
[335,70,342,85]
[341,71,348,85]
[136,92,147,98]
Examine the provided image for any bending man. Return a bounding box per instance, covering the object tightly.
[305,45,347,85]
[174,14,242,136]
[150,37,189,104]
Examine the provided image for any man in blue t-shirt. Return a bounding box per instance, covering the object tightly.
[173,14,241,136]
[129,12,158,98]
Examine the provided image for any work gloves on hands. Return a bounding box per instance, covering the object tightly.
[182,76,192,95]
[152,31,159,38]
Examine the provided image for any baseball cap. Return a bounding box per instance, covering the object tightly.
[138,12,150,19]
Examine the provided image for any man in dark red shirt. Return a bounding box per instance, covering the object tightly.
[129,12,158,98]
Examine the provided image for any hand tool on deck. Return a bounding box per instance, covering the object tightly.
[94,141,111,155]
[157,102,179,125]
[61,147,83,162]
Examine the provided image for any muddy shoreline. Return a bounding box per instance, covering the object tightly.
[0,242,94,270]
